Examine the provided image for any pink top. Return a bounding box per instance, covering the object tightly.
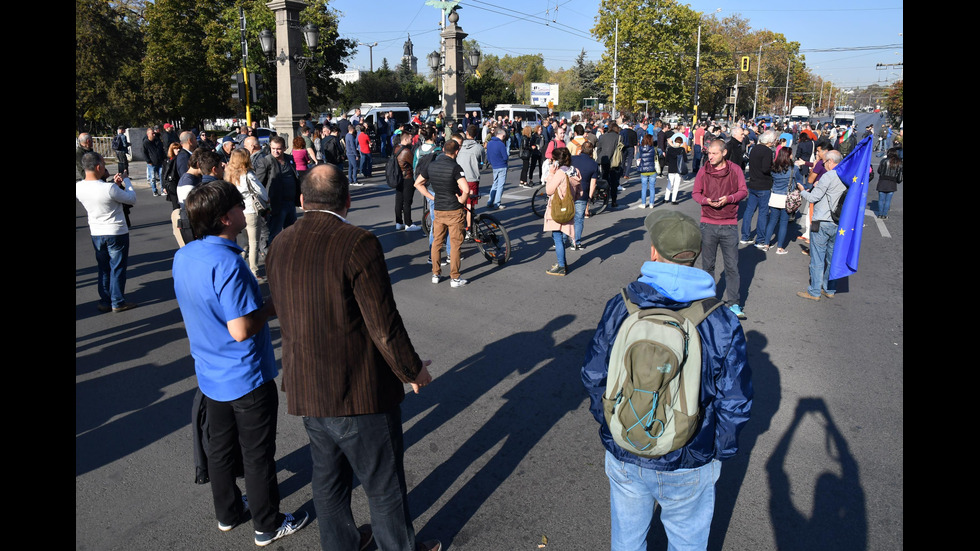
[293,149,311,171]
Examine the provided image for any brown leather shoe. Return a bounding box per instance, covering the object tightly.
[797,291,820,301]
[113,302,138,312]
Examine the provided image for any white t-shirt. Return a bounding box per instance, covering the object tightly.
[76,178,137,236]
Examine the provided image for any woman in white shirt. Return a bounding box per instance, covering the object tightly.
[225,148,270,279]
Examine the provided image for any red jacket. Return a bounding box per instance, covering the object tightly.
[692,160,747,225]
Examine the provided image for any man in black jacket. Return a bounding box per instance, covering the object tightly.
[742,130,776,247]
[141,127,165,196]
[726,126,746,170]
[255,136,300,243]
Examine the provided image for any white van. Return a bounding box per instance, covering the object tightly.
[346,102,412,153]
[493,104,543,128]
[789,105,810,124]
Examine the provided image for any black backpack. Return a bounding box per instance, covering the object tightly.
[386,145,407,189]
[831,186,847,224]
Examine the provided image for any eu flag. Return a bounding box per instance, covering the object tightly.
[829,135,874,280]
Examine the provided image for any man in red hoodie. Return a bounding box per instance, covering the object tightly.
[692,139,749,320]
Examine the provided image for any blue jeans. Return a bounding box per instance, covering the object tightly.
[206,381,282,533]
[741,188,771,244]
[303,408,417,551]
[640,173,656,205]
[267,206,297,244]
[764,205,791,249]
[146,164,161,193]
[878,191,894,216]
[807,221,838,297]
[427,196,450,253]
[573,200,587,246]
[92,234,130,308]
[359,153,372,177]
[692,144,702,173]
[606,451,721,551]
[347,154,358,183]
[489,167,507,207]
[553,231,569,267]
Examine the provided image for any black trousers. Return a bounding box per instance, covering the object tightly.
[394,181,415,225]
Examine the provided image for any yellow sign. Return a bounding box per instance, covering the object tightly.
[741,56,750,72]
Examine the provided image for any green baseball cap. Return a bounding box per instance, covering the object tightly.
[644,210,701,265]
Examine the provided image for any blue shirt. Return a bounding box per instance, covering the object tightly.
[571,154,599,198]
[173,235,277,401]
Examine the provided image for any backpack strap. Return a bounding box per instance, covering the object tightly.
[621,288,722,327]
[675,297,723,326]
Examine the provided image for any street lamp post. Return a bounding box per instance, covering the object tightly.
[259,0,320,141]
[694,8,721,125]
[358,41,378,72]
[426,7,479,125]
[753,40,776,120]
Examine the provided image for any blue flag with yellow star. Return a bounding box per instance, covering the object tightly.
[829,135,874,280]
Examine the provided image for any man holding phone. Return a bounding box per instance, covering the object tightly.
[692,139,748,320]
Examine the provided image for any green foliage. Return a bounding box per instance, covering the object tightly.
[142,0,230,127]
[498,54,547,104]
[466,61,515,112]
[76,0,353,130]
[76,0,146,132]
[592,0,699,115]
[885,80,902,122]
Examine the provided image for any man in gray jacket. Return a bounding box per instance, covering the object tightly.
[796,150,846,301]
[455,124,485,237]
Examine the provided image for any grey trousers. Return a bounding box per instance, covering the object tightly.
[700,222,740,306]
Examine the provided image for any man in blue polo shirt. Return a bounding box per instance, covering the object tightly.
[173,180,308,547]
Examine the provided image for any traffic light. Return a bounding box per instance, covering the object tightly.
[249,72,264,102]
[230,73,246,102]
[740,56,750,72]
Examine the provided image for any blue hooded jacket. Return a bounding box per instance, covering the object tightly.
[581,261,753,471]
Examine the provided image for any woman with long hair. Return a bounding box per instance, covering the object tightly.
[162,142,183,209]
[543,147,582,277]
[762,146,805,254]
[519,125,535,187]
[225,148,270,279]
[292,136,315,179]
[875,147,902,219]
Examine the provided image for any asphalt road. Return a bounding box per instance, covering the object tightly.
[76,147,903,550]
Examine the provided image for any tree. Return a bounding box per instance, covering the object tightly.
[498,54,547,104]
[592,0,700,115]
[76,0,146,132]
[884,80,902,123]
[142,0,228,127]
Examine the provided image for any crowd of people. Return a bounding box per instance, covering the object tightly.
[77,105,900,550]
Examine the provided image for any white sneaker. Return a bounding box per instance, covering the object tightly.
[404,224,422,231]
[431,274,443,284]
[450,278,468,288]
[395,223,406,230]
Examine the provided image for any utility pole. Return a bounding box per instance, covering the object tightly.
[783,57,791,116]
[612,18,618,119]
[358,42,378,72]
[239,6,252,126]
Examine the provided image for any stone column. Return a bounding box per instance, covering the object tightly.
[440,11,467,125]
[267,0,309,142]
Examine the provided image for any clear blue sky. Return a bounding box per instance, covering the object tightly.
[330,0,902,89]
